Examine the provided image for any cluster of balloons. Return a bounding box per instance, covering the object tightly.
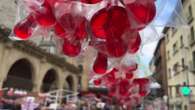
[11,0,156,107]
[93,65,150,106]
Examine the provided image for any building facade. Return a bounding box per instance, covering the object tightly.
[0,0,89,92]
[0,29,82,93]
[164,0,195,109]
[150,38,168,98]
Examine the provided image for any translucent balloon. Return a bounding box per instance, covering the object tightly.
[133,78,151,97]
[93,52,108,74]
[62,40,81,57]
[13,14,37,40]
[33,1,56,27]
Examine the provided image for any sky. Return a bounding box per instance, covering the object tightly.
[140,0,183,65]
[138,0,185,77]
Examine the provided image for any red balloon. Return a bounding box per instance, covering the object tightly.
[80,0,103,4]
[34,1,56,27]
[58,13,88,41]
[94,79,102,85]
[109,85,116,97]
[74,19,88,40]
[90,9,108,39]
[126,73,133,79]
[128,33,141,53]
[105,68,117,83]
[54,22,66,39]
[106,37,127,57]
[119,79,130,96]
[126,64,138,72]
[62,40,81,57]
[126,0,156,29]
[133,78,150,97]
[93,52,108,74]
[90,6,130,39]
[13,14,36,40]
[45,0,59,7]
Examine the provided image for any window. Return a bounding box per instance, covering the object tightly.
[169,87,172,98]
[193,51,195,68]
[187,5,193,23]
[184,105,188,110]
[172,28,177,36]
[182,58,185,68]
[173,42,178,55]
[190,26,194,41]
[180,35,184,48]
[176,85,180,97]
[182,0,186,4]
[168,68,171,78]
[173,63,179,74]
[189,5,193,17]
[167,51,170,60]
[166,34,169,44]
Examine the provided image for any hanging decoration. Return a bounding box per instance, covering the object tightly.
[10,0,187,108]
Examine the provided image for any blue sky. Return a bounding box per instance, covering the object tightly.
[138,0,184,77]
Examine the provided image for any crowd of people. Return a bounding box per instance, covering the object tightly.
[0,96,124,110]
[0,89,167,110]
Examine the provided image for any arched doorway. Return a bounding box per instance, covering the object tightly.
[66,75,74,91]
[41,69,58,92]
[3,59,33,91]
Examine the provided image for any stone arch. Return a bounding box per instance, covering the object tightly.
[65,75,78,91]
[3,58,34,91]
[41,69,59,92]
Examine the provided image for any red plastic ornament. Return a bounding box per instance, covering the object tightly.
[128,33,141,53]
[54,22,66,39]
[133,78,150,97]
[94,79,102,85]
[62,40,81,57]
[126,73,133,79]
[13,14,36,40]
[119,79,130,96]
[90,6,130,40]
[34,1,56,27]
[74,19,88,40]
[105,68,117,83]
[126,0,156,29]
[106,37,127,57]
[80,0,103,4]
[109,85,116,97]
[58,13,88,41]
[126,64,138,72]
[93,52,108,74]
[90,9,108,39]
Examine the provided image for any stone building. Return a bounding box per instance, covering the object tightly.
[150,37,168,98]
[0,0,89,92]
[164,0,195,109]
[0,30,82,92]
